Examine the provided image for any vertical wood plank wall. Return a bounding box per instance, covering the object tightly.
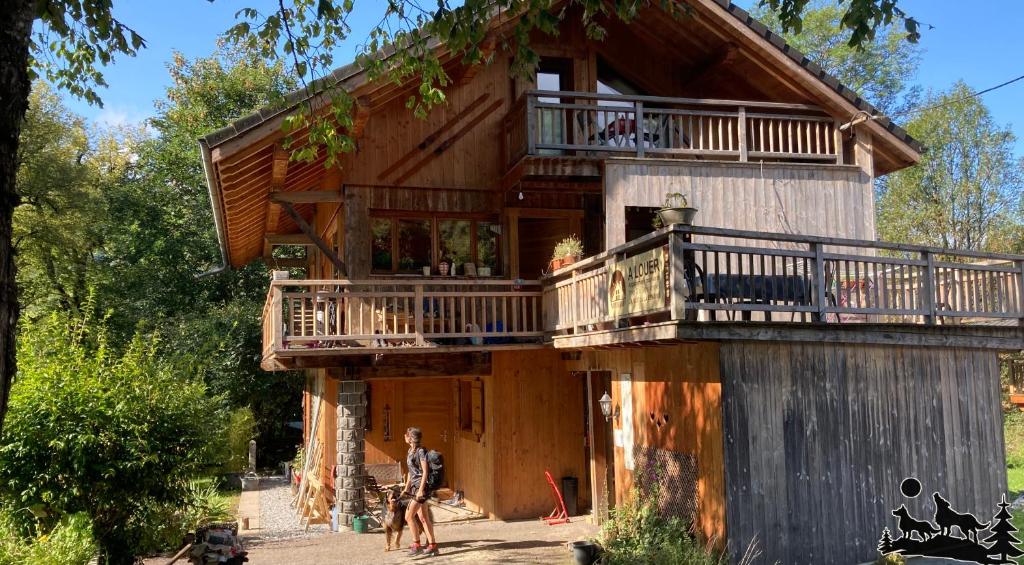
[359,351,587,519]
[576,343,726,543]
[603,160,875,248]
[491,350,589,518]
[719,342,1006,564]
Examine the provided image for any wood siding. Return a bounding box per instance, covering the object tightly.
[719,342,1006,564]
[491,350,589,518]
[571,344,726,543]
[604,160,874,248]
[360,351,587,520]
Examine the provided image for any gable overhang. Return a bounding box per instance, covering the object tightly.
[200,0,924,270]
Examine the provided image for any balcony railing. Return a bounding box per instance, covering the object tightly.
[503,90,844,169]
[264,279,545,355]
[543,225,1024,337]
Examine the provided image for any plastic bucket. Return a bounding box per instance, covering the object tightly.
[570,541,599,565]
[352,515,369,533]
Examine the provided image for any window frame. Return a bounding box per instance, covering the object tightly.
[369,210,501,275]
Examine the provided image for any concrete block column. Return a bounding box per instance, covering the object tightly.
[335,379,367,527]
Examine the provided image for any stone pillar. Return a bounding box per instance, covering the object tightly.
[335,379,367,527]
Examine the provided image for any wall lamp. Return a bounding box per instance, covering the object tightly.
[599,392,619,422]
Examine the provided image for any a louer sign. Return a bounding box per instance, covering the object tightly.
[608,246,670,318]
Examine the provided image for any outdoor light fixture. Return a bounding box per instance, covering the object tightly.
[599,392,613,422]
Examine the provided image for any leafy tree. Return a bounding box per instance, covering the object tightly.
[877,82,1024,252]
[757,0,923,47]
[0,313,226,565]
[14,83,103,320]
[750,0,921,116]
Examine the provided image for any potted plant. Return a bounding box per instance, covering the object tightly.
[655,192,698,227]
[550,235,584,271]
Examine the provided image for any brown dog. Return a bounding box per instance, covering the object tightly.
[384,489,432,551]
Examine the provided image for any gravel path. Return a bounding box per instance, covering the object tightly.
[244,518,598,564]
[247,476,332,544]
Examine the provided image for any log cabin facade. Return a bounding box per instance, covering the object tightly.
[200,1,1024,563]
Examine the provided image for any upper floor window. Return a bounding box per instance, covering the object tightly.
[371,212,501,275]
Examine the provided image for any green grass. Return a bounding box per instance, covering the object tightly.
[1006,410,1024,496]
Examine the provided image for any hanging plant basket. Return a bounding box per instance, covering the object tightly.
[657,206,698,226]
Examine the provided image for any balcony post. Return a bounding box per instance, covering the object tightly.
[414,284,425,346]
[635,101,645,158]
[669,231,689,321]
[833,119,845,164]
[738,107,748,162]
[1016,260,1024,326]
[526,94,537,155]
[271,284,285,351]
[921,251,937,325]
[812,242,827,323]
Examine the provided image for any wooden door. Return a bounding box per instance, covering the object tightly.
[401,379,453,475]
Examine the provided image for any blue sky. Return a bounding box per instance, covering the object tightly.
[63,1,1024,157]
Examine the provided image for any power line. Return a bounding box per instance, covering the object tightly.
[889,72,1024,118]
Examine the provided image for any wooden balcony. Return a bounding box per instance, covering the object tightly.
[544,225,1024,350]
[261,279,546,370]
[261,229,1024,369]
[502,90,844,172]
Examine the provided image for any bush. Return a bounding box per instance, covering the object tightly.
[135,480,234,555]
[218,407,256,474]
[599,486,724,565]
[0,315,227,564]
[0,510,96,565]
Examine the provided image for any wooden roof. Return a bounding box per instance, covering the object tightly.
[200,0,924,269]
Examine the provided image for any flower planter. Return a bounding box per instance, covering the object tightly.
[657,207,698,226]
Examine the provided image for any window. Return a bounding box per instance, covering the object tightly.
[458,378,484,440]
[370,213,501,275]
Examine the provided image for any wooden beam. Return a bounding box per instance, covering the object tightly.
[350,96,371,140]
[452,36,498,86]
[271,144,290,187]
[266,233,315,245]
[265,203,283,236]
[262,256,308,269]
[277,201,347,275]
[681,43,738,89]
[269,190,343,204]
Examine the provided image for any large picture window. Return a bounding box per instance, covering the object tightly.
[370,212,501,275]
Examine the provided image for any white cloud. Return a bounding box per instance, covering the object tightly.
[94,105,151,129]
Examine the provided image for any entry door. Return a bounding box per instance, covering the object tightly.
[401,379,453,474]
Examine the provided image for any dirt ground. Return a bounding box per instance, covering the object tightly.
[241,518,599,564]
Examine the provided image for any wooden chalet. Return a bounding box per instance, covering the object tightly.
[199,1,1024,562]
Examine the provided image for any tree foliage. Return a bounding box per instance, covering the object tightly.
[877,82,1024,252]
[751,0,921,116]
[757,0,922,47]
[0,313,226,565]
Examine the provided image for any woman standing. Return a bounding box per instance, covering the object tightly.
[402,427,439,556]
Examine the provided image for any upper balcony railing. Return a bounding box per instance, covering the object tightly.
[503,90,844,170]
[543,225,1024,338]
[263,279,545,358]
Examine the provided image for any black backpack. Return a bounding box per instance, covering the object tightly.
[425,449,445,490]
